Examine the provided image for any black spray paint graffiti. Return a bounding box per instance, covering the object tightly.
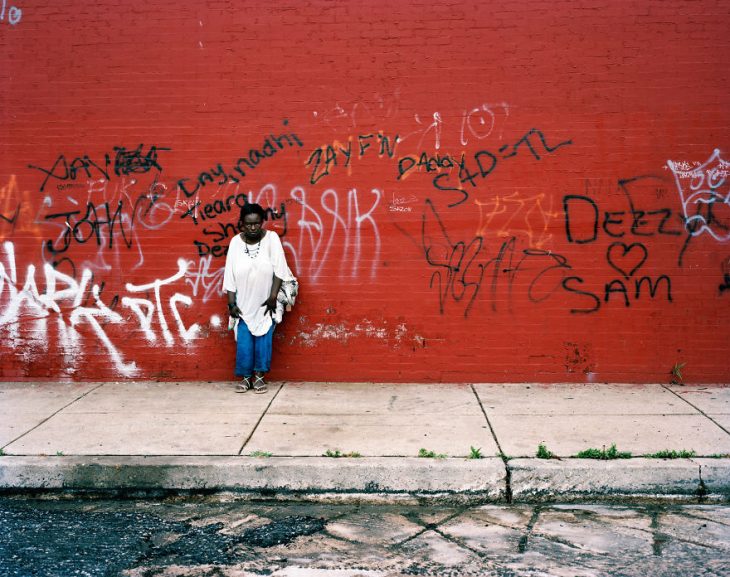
[421,199,485,316]
[178,188,286,232]
[719,258,730,295]
[418,176,682,317]
[305,132,400,185]
[397,152,457,180]
[561,176,682,313]
[423,128,572,207]
[420,199,573,317]
[176,180,288,258]
[192,201,287,258]
[177,120,303,198]
[28,145,171,192]
[43,194,167,260]
[0,205,19,227]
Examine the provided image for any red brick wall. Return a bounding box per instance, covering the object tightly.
[1,0,728,383]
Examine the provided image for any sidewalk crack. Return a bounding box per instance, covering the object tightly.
[1,382,106,451]
[237,382,285,456]
[517,506,542,553]
[393,508,468,547]
[470,384,512,503]
[661,384,730,436]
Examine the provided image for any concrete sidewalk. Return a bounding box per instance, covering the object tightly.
[1,381,729,502]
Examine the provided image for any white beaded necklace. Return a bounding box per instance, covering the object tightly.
[244,239,261,258]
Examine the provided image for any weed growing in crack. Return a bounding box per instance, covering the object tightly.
[646,449,696,459]
[324,449,361,458]
[576,444,631,460]
[670,361,687,384]
[536,443,557,459]
[468,446,483,459]
[418,448,447,459]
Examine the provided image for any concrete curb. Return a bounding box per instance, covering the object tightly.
[2,456,728,502]
[508,458,730,501]
[0,456,506,498]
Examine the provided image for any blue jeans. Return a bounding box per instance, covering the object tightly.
[235,321,274,377]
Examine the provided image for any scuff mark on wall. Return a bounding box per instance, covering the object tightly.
[291,319,415,348]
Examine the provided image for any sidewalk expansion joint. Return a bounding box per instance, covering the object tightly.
[237,382,285,456]
[661,384,730,436]
[1,382,106,451]
[470,384,512,503]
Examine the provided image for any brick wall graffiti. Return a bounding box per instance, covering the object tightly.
[0,241,204,377]
[1,0,728,383]
[0,0,22,26]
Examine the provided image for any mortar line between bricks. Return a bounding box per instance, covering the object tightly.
[470,384,512,502]
[1,382,106,451]
[661,384,730,437]
[237,381,285,455]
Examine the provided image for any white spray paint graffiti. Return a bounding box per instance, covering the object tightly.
[313,93,510,152]
[398,101,511,152]
[460,102,510,145]
[122,259,200,346]
[667,149,730,241]
[288,185,382,283]
[184,181,383,284]
[200,182,381,283]
[183,255,226,303]
[293,319,412,347]
[0,0,22,26]
[0,241,202,377]
[2,171,384,377]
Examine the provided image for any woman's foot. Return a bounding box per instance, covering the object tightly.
[236,376,252,393]
[253,374,267,394]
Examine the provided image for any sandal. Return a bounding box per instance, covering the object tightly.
[253,375,267,394]
[236,376,252,393]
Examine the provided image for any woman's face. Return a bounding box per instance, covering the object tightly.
[242,213,264,240]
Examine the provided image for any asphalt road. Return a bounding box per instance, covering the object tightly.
[1,496,728,576]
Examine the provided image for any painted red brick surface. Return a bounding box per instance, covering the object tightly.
[1,0,728,383]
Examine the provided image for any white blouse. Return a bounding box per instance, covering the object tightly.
[223,230,291,336]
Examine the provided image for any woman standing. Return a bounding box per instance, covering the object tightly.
[223,203,291,393]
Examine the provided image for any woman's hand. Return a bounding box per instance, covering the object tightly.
[261,295,278,316]
[228,303,242,318]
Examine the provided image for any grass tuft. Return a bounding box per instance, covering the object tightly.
[324,449,361,458]
[576,444,631,460]
[418,448,447,459]
[536,443,557,459]
[249,451,273,458]
[646,449,695,459]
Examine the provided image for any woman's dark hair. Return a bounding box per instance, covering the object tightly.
[240,203,267,223]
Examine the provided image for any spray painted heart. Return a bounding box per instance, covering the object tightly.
[606,242,648,279]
